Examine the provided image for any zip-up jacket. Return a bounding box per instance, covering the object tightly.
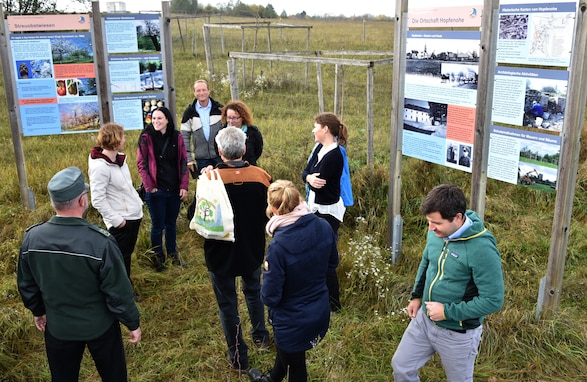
[88,146,143,229]
[137,130,189,193]
[410,210,504,331]
[17,216,140,341]
[180,97,224,163]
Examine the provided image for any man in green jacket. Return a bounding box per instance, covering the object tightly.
[17,166,141,381]
[392,184,504,382]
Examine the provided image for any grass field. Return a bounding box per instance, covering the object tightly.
[1,16,587,381]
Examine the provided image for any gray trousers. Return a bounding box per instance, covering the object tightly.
[392,308,482,382]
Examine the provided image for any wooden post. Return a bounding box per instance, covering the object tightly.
[162,2,176,116]
[267,25,272,71]
[0,3,33,210]
[203,25,214,75]
[176,17,185,52]
[366,64,374,164]
[220,20,225,54]
[241,27,246,87]
[227,58,239,100]
[470,0,499,218]
[387,0,408,259]
[363,19,366,43]
[192,17,198,56]
[334,64,341,115]
[92,1,110,124]
[305,27,311,85]
[537,0,587,318]
[316,52,324,113]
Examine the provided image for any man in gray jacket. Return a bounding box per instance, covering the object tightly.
[17,166,141,381]
[180,79,224,174]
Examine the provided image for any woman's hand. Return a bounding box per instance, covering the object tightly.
[179,189,188,200]
[307,173,326,189]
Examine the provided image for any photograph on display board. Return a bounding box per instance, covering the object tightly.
[517,139,559,190]
[143,98,165,126]
[139,58,163,91]
[446,142,459,164]
[58,101,100,133]
[403,98,447,137]
[458,144,472,168]
[137,18,161,51]
[406,31,480,90]
[51,35,93,64]
[522,79,566,132]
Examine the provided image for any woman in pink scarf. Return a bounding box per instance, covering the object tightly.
[248,180,339,382]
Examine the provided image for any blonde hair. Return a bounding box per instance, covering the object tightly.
[266,180,302,217]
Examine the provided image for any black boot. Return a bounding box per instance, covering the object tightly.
[170,253,186,267]
[153,252,166,272]
[247,368,273,382]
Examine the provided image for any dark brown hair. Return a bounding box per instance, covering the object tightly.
[315,112,348,146]
[420,184,467,221]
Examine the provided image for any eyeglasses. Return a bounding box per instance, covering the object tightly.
[227,116,241,121]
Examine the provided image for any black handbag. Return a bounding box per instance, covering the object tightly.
[186,191,196,220]
[137,183,146,201]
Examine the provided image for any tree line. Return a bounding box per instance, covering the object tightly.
[3,0,390,20]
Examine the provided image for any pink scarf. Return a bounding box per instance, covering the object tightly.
[266,201,311,237]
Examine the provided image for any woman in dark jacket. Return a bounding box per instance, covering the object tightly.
[247,180,339,382]
[221,100,263,166]
[137,106,189,271]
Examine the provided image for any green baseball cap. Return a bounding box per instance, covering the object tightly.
[48,167,89,202]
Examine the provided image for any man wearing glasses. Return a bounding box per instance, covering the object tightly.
[17,166,141,381]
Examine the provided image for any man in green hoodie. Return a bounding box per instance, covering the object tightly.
[392,184,504,382]
[17,167,141,381]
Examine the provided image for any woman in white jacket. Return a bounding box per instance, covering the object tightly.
[88,122,144,278]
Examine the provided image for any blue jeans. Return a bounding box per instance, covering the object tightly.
[209,267,270,370]
[145,189,181,256]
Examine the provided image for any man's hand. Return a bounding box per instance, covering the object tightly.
[129,327,142,343]
[34,315,47,331]
[407,299,421,319]
[425,301,445,321]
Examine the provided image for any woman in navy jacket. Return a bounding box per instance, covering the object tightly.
[248,180,339,382]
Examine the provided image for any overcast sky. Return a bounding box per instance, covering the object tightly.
[57,0,395,17]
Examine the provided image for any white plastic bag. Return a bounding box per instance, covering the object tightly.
[189,169,235,242]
